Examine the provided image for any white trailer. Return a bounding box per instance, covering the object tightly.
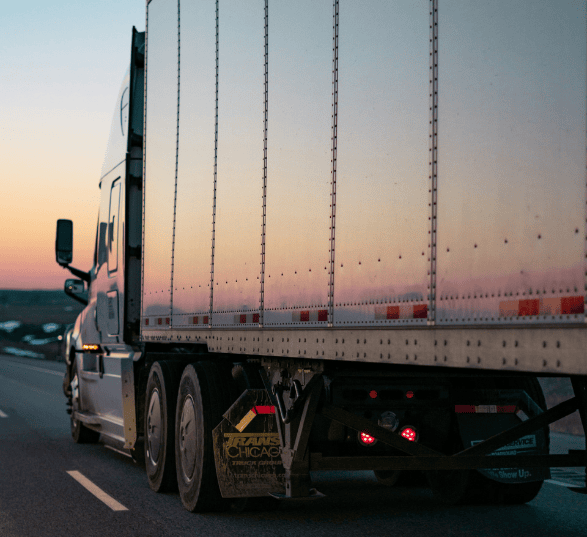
[55,0,587,511]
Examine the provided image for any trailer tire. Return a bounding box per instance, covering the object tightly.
[145,361,179,492]
[374,470,403,486]
[70,361,100,444]
[375,470,428,487]
[426,468,474,505]
[427,376,549,505]
[175,361,232,512]
[490,376,549,505]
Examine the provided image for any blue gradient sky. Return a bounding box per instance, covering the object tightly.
[1,1,143,289]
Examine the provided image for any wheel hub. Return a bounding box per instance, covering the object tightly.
[146,389,162,466]
[179,395,197,482]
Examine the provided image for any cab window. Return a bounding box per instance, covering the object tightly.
[108,180,121,275]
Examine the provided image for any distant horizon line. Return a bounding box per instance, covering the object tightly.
[0,289,64,292]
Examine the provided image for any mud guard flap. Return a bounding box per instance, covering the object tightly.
[457,413,550,483]
[213,389,286,498]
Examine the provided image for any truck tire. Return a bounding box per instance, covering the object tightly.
[374,470,403,486]
[375,470,428,487]
[489,376,549,505]
[145,361,179,492]
[427,375,549,505]
[70,361,100,444]
[426,434,495,505]
[175,361,232,512]
[426,452,474,504]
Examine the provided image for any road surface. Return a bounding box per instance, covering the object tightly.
[0,354,585,537]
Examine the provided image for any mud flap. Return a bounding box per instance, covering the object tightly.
[457,413,550,484]
[213,389,285,498]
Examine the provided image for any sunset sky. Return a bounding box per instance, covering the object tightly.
[4,0,584,310]
[1,1,143,289]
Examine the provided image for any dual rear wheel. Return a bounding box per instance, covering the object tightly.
[144,361,179,492]
[144,360,234,511]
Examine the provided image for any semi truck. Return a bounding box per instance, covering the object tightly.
[55,0,587,512]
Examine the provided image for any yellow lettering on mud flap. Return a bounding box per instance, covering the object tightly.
[224,433,280,458]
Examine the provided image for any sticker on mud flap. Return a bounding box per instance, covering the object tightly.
[470,435,548,482]
[470,435,537,455]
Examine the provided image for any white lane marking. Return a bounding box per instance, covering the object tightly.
[4,361,63,377]
[67,471,128,512]
[546,479,584,489]
[0,409,7,418]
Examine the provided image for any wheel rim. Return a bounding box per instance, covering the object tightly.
[179,394,197,482]
[146,388,162,466]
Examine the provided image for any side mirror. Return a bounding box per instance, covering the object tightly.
[56,219,73,266]
[64,279,88,306]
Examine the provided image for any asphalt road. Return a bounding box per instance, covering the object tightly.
[1,354,586,537]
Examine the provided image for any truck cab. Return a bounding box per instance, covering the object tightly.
[55,29,144,450]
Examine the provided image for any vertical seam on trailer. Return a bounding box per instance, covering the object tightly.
[585,9,587,323]
[170,0,181,325]
[141,3,149,338]
[429,0,438,325]
[260,0,268,327]
[329,0,339,327]
[210,0,219,327]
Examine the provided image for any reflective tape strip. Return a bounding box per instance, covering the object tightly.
[192,315,209,325]
[374,304,428,320]
[235,406,275,432]
[292,309,328,322]
[455,405,517,414]
[236,409,257,432]
[499,296,584,317]
[144,317,173,326]
[233,313,260,324]
[254,405,275,414]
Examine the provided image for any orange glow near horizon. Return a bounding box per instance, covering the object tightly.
[1,129,101,290]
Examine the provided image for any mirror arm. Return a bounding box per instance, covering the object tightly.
[63,265,91,284]
[64,286,88,306]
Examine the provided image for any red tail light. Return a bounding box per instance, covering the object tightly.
[359,431,376,446]
[400,426,418,442]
